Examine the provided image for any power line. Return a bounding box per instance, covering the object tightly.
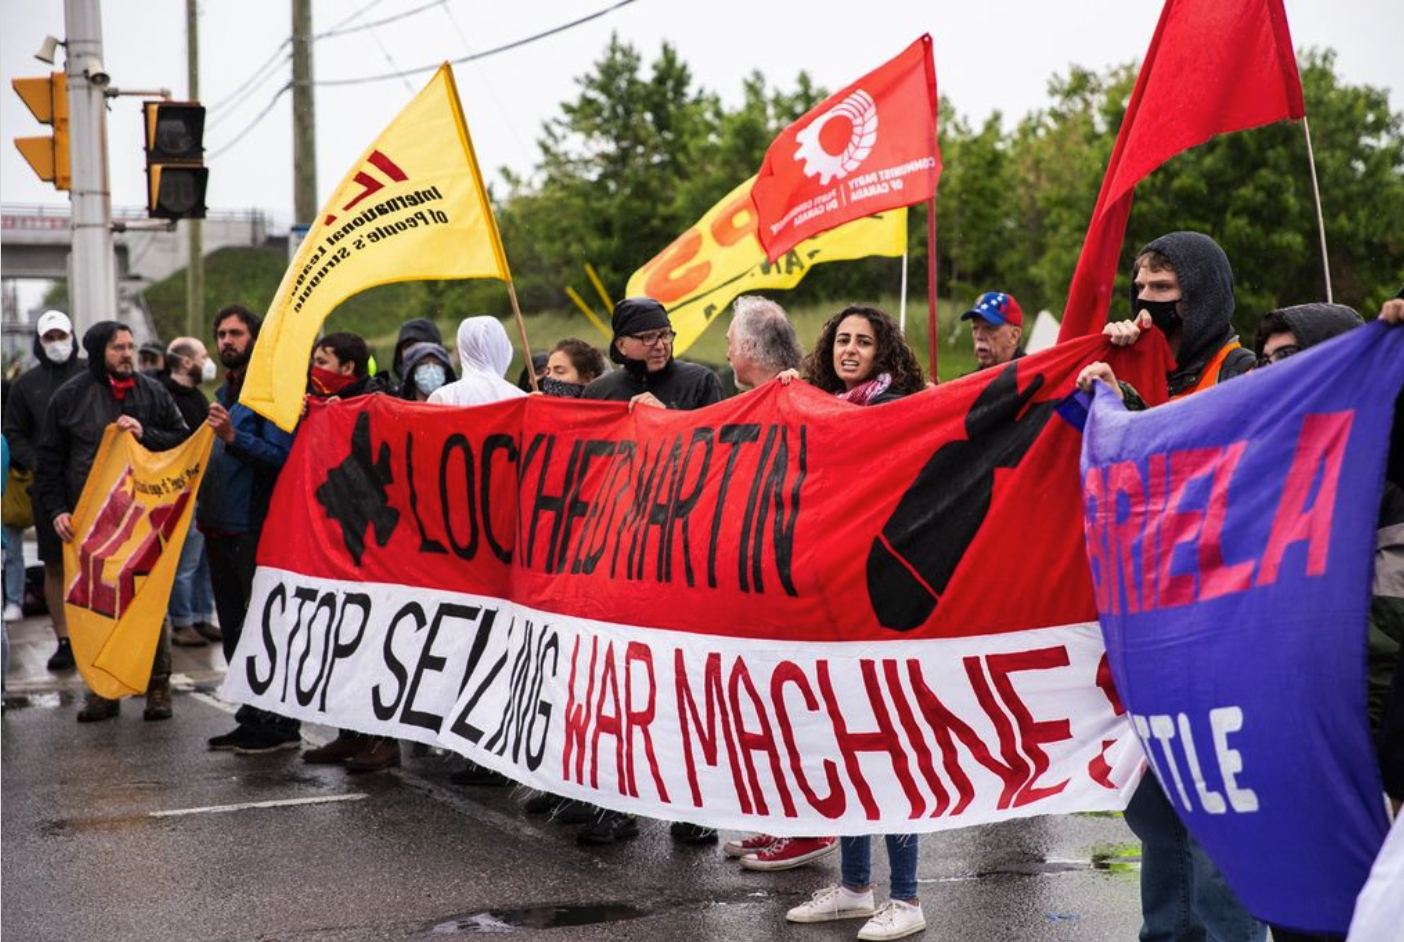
[325,0,389,33]
[303,0,639,88]
[207,82,290,159]
[316,0,447,40]
[207,42,289,114]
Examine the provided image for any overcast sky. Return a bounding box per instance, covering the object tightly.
[2,0,1400,232]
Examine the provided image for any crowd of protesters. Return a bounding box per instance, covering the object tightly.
[3,226,1401,942]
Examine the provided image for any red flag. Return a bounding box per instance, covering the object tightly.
[1057,0,1304,341]
[750,35,940,263]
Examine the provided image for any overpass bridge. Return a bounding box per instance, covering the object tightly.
[1,204,274,360]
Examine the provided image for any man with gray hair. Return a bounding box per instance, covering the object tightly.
[726,295,804,388]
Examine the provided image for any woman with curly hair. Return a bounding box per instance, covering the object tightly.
[781,303,926,940]
[799,304,926,403]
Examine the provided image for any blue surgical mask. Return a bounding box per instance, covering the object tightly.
[413,362,447,395]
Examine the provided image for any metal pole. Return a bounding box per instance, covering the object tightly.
[63,0,117,336]
[186,0,203,339]
[292,0,318,227]
[1301,117,1332,304]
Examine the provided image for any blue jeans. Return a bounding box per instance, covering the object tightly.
[840,834,919,901]
[167,522,214,627]
[2,524,25,607]
[1126,776,1266,942]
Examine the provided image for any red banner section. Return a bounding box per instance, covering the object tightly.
[226,335,1170,832]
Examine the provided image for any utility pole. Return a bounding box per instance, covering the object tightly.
[185,0,203,339]
[291,0,317,228]
[63,0,117,336]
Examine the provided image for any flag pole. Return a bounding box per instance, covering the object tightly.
[1301,116,1333,303]
[926,196,939,382]
[505,279,540,393]
[899,249,909,333]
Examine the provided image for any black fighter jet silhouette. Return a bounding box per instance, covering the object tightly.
[867,361,1056,631]
[315,410,399,566]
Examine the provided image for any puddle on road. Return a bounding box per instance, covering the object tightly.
[3,692,70,711]
[948,847,1141,881]
[428,903,651,934]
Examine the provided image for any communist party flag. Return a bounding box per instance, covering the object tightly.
[627,175,906,355]
[64,426,214,698]
[750,35,939,262]
[1057,0,1304,341]
[241,64,510,431]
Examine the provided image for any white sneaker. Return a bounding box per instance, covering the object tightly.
[857,899,926,940]
[2,602,22,622]
[785,885,875,923]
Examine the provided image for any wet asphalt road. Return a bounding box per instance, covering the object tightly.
[2,615,1144,942]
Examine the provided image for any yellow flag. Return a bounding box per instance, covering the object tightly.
[64,426,214,699]
[241,64,509,430]
[626,176,906,355]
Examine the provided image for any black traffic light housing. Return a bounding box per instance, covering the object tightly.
[143,100,207,219]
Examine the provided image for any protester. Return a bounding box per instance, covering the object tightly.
[309,331,392,401]
[200,305,301,754]
[160,337,219,649]
[1,380,29,624]
[2,310,85,669]
[1076,231,1265,942]
[582,297,724,411]
[388,317,444,386]
[427,317,527,407]
[516,351,550,392]
[715,295,840,870]
[540,338,607,398]
[138,342,166,375]
[784,303,926,939]
[34,321,188,723]
[960,291,1026,371]
[397,342,456,402]
[2,432,11,701]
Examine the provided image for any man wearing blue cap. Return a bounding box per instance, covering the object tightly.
[960,291,1025,371]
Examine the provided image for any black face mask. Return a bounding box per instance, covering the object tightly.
[1136,297,1183,335]
[540,376,585,399]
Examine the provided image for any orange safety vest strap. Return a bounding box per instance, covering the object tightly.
[1171,341,1243,400]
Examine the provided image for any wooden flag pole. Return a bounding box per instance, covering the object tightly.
[505,279,539,393]
[898,249,909,334]
[1301,117,1333,303]
[927,196,939,383]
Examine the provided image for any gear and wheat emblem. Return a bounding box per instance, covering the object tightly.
[793,89,879,184]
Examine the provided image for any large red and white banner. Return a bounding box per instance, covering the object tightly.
[223,336,1171,834]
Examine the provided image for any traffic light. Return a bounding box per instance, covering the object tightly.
[143,101,207,219]
[11,72,70,190]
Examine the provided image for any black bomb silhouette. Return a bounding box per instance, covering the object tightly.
[316,410,400,565]
[866,361,1056,631]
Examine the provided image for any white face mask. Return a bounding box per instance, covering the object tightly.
[201,358,217,382]
[42,339,73,363]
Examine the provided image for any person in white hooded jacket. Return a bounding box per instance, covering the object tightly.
[427,317,527,407]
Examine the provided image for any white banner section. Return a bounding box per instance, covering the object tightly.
[221,568,1146,835]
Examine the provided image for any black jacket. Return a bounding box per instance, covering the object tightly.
[160,373,210,442]
[581,359,723,410]
[2,334,85,473]
[34,356,187,524]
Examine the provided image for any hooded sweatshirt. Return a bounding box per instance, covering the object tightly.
[1254,302,1364,355]
[33,321,187,523]
[426,317,526,407]
[2,326,86,473]
[1134,231,1255,396]
[390,318,443,381]
[398,342,457,400]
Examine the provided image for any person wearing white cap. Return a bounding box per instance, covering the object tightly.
[1,311,85,670]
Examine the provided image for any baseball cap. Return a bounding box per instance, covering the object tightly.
[35,310,72,337]
[960,292,1023,328]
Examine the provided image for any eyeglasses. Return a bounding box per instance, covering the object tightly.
[1256,344,1301,368]
[627,329,676,346]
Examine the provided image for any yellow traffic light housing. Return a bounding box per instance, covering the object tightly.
[11,72,70,190]
[143,100,207,219]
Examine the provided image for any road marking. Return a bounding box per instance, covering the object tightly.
[150,793,367,818]
[186,689,239,715]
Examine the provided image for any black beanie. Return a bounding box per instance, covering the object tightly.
[609,297,672,365]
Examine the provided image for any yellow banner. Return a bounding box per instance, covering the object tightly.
[241,64,509,430]
[626,176,907,355]
[64,426,213,699]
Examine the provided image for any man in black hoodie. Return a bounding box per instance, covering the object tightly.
[581,297,723,410]
[3,310,86,670]
[387,317,443,387]
[34,321,188,723]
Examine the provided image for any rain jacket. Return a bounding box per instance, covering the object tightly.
[2,331,86,473]
[581,358,724,409]
[397,342,456,400]
[196,374,294,535]
[426,318,526,407]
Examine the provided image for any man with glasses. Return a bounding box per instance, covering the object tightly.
[582,297,723,410]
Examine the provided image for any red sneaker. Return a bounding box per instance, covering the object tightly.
[723,833,777,858]
[741,836,838,871]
